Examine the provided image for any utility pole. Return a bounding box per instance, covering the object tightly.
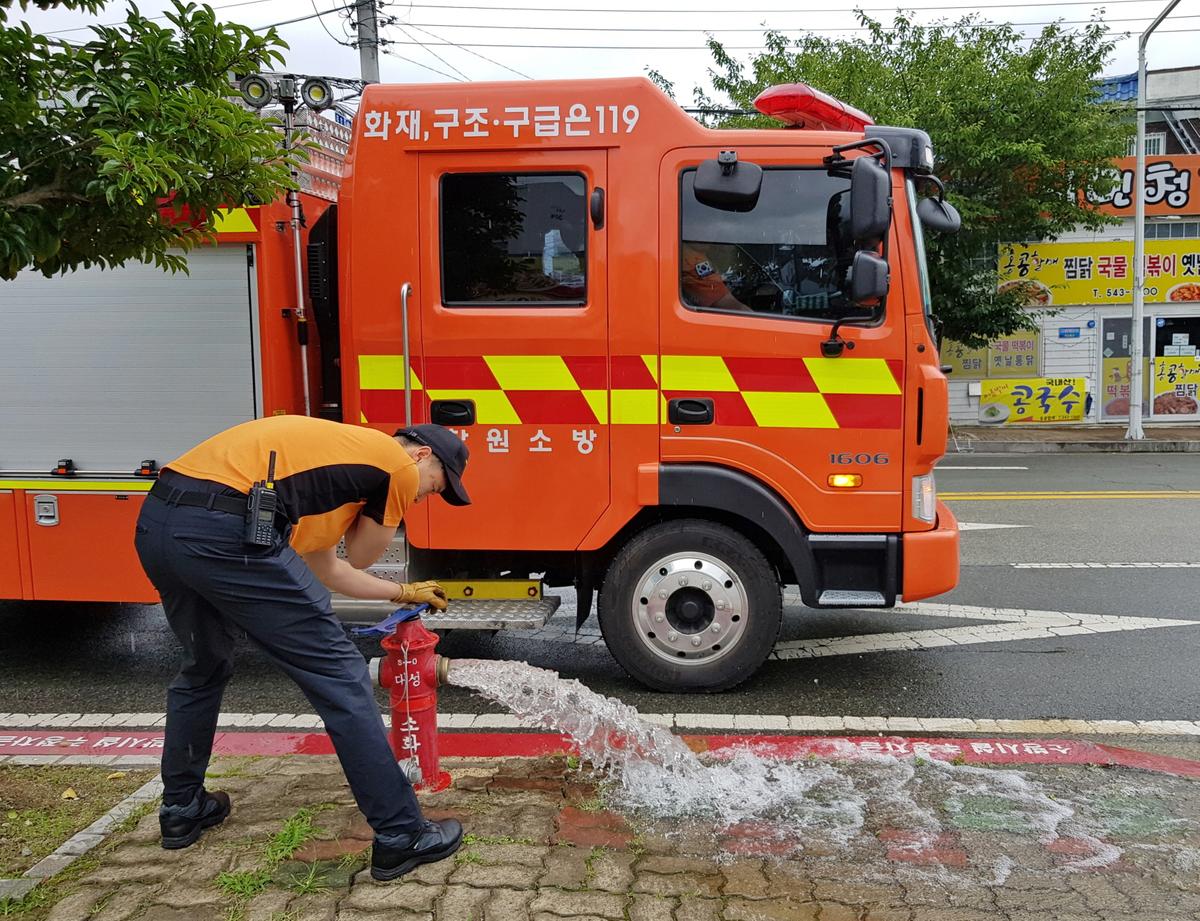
[355,0,380,84]
[1128,0,1183,440]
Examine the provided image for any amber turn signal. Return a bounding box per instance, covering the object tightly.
[828,474,862,488]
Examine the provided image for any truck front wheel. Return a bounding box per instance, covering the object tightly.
[598,519,782,692]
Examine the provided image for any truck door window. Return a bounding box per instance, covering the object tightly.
[680,167,855,322]
[441,172,587,306]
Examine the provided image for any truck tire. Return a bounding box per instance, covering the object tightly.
[598,519,782,692]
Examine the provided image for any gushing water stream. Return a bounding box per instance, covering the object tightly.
[445,657,1122,877]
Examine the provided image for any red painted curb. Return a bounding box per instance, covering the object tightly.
[2,730,1199,779]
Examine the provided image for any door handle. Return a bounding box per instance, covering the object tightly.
[668,398,714,425]
[430,399,476,427]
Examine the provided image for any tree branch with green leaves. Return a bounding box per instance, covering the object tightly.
[0,0,299,279]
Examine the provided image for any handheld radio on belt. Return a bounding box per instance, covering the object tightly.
[245,450,279,547]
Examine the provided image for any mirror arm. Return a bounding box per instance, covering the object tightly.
[824,136,894,170]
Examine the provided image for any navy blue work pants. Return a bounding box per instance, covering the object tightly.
[134,484,423,839]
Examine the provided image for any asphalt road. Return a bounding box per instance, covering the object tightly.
[3,453,1200,722]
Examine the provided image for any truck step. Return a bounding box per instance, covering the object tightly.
[333,596,561,631]
[816,589,888,606]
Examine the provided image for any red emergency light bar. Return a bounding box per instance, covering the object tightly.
[753,83,873,132]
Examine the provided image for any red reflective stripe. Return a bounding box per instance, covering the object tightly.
[505,390,599,424]
[423,356,499,390]
[612,355,656,389]
[886,358,905,388]
[562,355,607,390]
[724,357,817,393]
[823,393,903,429]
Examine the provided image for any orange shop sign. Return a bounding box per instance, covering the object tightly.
[1087,155,1200,217]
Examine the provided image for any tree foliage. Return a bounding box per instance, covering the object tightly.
[0,0,297,279]
[694,14,1132,345]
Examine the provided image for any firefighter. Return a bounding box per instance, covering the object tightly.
[681,242,752,312]
[133,417,470,881]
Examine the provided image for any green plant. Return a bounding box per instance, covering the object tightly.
[262,809,320,865]
[286,863,329,896]
[216,869,272,900]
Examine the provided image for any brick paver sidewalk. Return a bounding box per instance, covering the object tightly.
[22,752,1200,921]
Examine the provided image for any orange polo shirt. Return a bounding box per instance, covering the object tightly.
[164,416,418,553]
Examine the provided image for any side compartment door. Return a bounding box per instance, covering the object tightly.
[658,149,905,533]
[415,151,610,551]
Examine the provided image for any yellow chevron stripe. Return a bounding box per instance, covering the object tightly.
[484,355,577,391]
[0,480,152,492]
[582,390,609,424]
[804,357,899,395]
[359,355,423,391]
[641,354,659,385]
[743,392,838,428]
[426,389,521,425]
[661,355,738,392]
[612,390,659,424]
[213,207,256,234]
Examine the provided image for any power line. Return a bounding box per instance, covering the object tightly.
[311,0,354,45]
[380,45,467,81]
[253,4,357,32]
[381,0,1184,15]
[41,0,283,34]
[400,21,533,79]
[377,14,1200,32]
[393,23,472,80]
[376,28,1200,50]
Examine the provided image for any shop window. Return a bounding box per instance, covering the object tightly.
[680,167,858,322]
[441,173,587,306]
[1126,132,1166,156]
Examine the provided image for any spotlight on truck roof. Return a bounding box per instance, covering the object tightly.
[301,78,334,111]
[239,75,272,109]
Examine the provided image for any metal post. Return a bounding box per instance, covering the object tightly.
[355,0,381,84]
[283,103,312,417]
[1128,0,1184,440]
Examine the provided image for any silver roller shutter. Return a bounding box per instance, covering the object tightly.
[0,245,260,473]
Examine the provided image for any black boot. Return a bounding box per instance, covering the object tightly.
[371,819,464,881]
[159,790,231,850]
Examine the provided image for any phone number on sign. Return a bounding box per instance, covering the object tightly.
[363,104,641,143]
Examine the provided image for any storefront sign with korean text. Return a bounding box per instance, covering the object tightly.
[1152,355,1200,417]
[978,377,1087,424]
[940,331,1040,381]
[998,240,1200,306]
[1087,155,1200,217]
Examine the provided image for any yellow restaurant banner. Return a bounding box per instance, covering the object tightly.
[940,331,1040,381]
[978,377,1087,424]
[998,240,1200,306]
[1099,357,1150,419]
[1152,355,1200,417]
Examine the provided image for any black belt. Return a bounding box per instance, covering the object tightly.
[148,479,250,517]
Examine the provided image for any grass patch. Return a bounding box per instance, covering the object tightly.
[461,834,534,847]
[286,863,329,896]
[454,849,484,866]
[262,808,322,865]
[574,796,606,813]
[0,766,154,878]
[216,869,273,900]
[583,846,606,884]
[0,852,101,917]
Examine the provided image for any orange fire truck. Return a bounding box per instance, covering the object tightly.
[0,78,960,691]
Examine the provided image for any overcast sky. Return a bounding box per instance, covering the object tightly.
[20,0,1200,103]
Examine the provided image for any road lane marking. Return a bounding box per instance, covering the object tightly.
[957,522,1031,531]
[943,490,1200,501]
[3,714,1200,736]
[770,602,1200,661]
[1012,562,1200,569]
[937,466,1029,471]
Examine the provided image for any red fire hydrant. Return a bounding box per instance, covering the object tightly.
[370,608,452,792]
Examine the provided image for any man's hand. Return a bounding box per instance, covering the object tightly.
[391,580,449,611]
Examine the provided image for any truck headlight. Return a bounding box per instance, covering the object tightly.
[912,474,936,523]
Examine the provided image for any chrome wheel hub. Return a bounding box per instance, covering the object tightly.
[632,552,748,666]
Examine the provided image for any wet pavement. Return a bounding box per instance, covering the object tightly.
[8,750,1200,921]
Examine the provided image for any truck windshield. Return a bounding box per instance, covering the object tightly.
[906,177,934,317]
[681,167,853,322]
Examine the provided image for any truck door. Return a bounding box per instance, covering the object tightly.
[414,151,609,550]
[658,149,905,532]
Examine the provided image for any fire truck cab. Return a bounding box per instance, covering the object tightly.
[335,77,960,690]
[0,78,959,692]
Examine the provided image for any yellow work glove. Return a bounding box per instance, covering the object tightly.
[391,580,449,611]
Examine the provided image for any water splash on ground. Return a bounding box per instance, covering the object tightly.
[446,657,1121,876]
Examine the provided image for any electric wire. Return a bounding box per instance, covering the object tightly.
[42,0,286,34]
[311,0,355,46]
[393,23,472,80]
[399,21,533,79]
[380,45,467,81]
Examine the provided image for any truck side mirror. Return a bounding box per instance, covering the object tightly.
[693,151,762,212]
[848,250,889,306]
[917,195,961,233]
[849,155,891,246]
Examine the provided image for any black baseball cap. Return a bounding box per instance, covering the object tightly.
[394,424,471,506]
